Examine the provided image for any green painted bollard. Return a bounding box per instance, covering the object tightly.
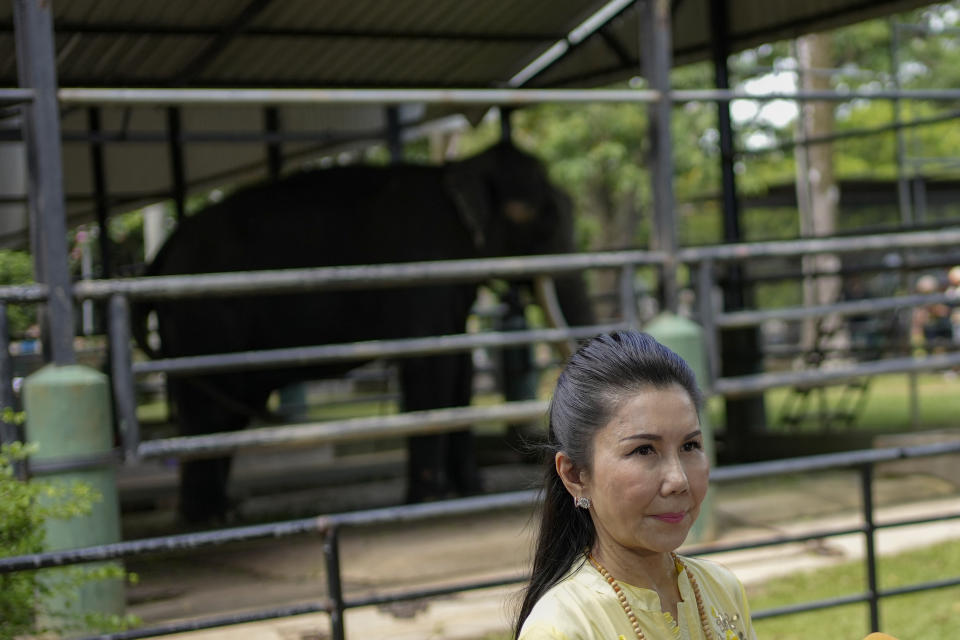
[22,365,124,626]
[645,312,716,543]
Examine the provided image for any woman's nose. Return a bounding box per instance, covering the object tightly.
[661,456,690,495]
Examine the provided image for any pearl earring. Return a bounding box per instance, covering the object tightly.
[575,496,591,509]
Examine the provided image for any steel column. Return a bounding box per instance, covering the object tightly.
[0,302,18,449]
[109,294,140,461]
[860,464,881,632]
[709,0,766,445]
[166,107,187,220]
[14,0,76,366]
[640,0,678,312]
[264,106,283,180]
[324,526,346,640]
[386,105,403,163]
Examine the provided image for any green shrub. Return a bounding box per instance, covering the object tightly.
[0,440,139,638]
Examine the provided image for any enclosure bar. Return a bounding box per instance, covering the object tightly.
[0,87,34,102]
[55,87,960,106]
[713,350,960,398]
[132,323,624,376]
[71,602,332,640]
[71,251,669,301]
[715,291,957,329]
[109,294,141,461]
[619,264,638,329]
[6,443,960,573]
[134,399,552,459]
[344,574,527,609]
[166,107,187,220]
[751,592,872,620]
[641,0,678,313]
[679,227,960,262]
[695,259,719,384]
[0,301,17,447]
[861,464,881,632]
[324,527,346,640]
[14,0,76,365]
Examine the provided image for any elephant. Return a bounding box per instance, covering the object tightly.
[132,141,593,523]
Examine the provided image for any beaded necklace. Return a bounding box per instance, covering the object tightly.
[586,552,715,640]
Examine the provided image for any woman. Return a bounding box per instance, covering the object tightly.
[516,330,756,640]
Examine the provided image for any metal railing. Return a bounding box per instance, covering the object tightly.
[3,227,960,469]
[2,442,959,639]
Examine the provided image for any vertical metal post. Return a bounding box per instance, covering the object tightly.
[385,106,403,164]
[0,302,18,446]
[264,106,283,181]
[109,294,140,461]
[860,463,881,633]
[500,106,514,142]
[696,259,720,385]
[709,0,766,442]
[640,0,678,313]
[619,264,638,329]
[87,107,113,279]
[14,0,76,366]
[889,21,913,227]
[324,526,346,640]
[167,107,187,221]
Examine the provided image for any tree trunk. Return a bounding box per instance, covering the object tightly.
[795,34,841,353]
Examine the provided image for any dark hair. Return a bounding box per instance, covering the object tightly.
[514,330,703,637]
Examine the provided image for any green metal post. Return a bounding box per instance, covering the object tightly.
[22,365,124,625]
[645,312,716,542]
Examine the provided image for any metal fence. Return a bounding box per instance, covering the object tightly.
[2,441,959,639]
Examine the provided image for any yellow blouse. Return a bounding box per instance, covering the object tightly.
[519,555,757,640]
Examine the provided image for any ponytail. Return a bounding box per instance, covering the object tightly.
[513,434,595,637]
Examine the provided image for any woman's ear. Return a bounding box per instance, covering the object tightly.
[555,451,587,499]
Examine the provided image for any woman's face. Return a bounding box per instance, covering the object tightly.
[579,383,708,558]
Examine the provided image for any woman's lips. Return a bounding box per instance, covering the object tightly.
[651,512,685,524]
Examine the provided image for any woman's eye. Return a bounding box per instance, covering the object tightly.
[631,445,655,456]
[683,441,703,452]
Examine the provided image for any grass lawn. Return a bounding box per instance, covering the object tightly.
[480,539,960,640]
[706,372,960,433]
[749,538,960,640]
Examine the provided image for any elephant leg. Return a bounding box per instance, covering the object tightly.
[401,352,481,502]
[171,377,263,523]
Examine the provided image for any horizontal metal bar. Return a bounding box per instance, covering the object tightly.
[54,87,960,106]
[715,291,954,329]
[345,574,527,609]
[751,592,870,620]
[73,252,666,301]
[0,87,34,103]
[72,601,332,640]
[878,576,960,598]
[0,516,331,573]
[682,524,867,557]
[136,400,551,459]
[134,324,623,376]
[713,351,960,398]
[0,282,48,302]
[875,511,960,530]
[27,450,119,476]
[710,441,960,481]
[0,490,538,573]
[5,444,960,572]
[680,228,960,262]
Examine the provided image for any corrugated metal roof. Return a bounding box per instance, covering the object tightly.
[0,0,938,248]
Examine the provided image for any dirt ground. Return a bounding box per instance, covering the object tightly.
[113,441,960,640]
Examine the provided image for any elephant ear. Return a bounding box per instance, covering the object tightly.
[443,157,492,250]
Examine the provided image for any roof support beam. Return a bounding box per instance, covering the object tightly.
[173,0,276,85]
[14,0,76,365]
